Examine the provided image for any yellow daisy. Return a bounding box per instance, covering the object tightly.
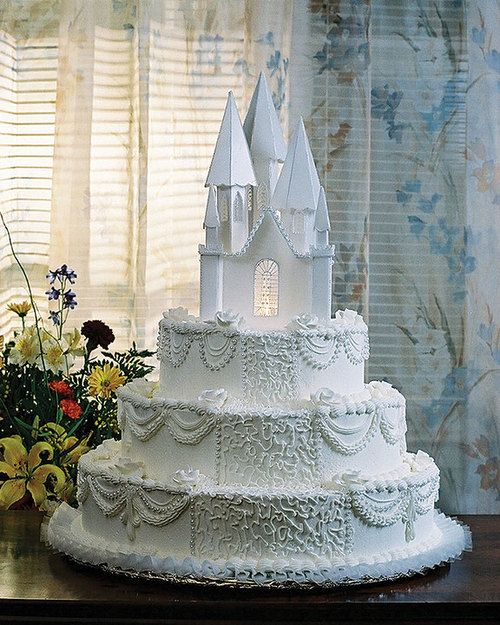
[88,363,126,398]
[7,301,31,317]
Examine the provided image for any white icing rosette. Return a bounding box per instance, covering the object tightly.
[197,388,228,410]
[310,387,344,407]
[163,307,198,323]
[287,313,319,331]
[324,470,369,490]
[214,310,243,329]
[405,450,433,473]
[172,467,202,487]
[368,380,398,399]
[333,308,367,330]
[126,378,158,399]
[112,457,146,478]
[90,439,117,461]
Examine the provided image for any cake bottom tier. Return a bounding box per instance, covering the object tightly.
[45,452,471,587]
[47,506,468,587]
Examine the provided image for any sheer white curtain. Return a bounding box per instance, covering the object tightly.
[0,0,294,348]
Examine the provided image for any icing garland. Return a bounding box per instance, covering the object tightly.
[198,333,239,371]
[315,408,379,455]
[121,398,218,445]
[158,321,369,377]
[77,457,439,548]
[120,394,407,459]
[350,471,439,542]
[81,469,190,541]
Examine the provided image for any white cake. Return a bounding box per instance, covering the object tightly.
[47,73,470,587]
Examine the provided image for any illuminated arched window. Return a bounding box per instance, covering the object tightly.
[254,259,279,317]
[233,191,243,221]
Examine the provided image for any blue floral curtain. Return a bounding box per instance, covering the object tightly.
[302,0,498,513]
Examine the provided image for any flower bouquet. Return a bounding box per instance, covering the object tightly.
[0,223,155,511]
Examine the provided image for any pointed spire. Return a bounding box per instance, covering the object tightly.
[271,118,320,212]
[243,71,286,162]
[203,185,219,228]
[205,91,257,187]
[314,186,330,231]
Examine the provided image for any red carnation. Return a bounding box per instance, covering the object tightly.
[60,399,82,420]
[49,380,74,399]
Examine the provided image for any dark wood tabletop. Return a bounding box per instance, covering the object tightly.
[0,512,498,625]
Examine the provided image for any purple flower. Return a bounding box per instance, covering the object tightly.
[46,269,59,284]
[60,264,77,284]
[46,287,61,301]
[46,264,77,285]
[63,290,77,310]
[49,311,61,326]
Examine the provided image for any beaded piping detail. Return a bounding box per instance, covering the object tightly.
[316,399,406,455]
[77,454,439,549]
[119,392,407,461]
[121,398,218,445]
[157,321,369,381]
[79,464,190,541]
[350,470,439,542]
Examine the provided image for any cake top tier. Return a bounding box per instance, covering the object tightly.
[199,73,334,331]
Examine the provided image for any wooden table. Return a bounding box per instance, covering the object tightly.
[0,512,498,624]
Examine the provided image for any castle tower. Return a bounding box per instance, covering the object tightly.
[205,91,257,253]
[314,186,331,247]
[243,72,287,223]
[199,185,223,320]
[311,186,334,319]
[271,118,321,253]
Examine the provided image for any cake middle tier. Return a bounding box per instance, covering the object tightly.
[117,380,407,487]
[157,315,369,404]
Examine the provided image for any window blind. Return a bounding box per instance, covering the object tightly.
[0,32,58,337]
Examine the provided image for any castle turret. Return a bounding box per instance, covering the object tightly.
[243,72,287,222]
[314,186,330,247]
[203,185,220,249]
[199,186,223,320]
[205,91,256,253]
[311,185,334,320]
[271,118,320,253]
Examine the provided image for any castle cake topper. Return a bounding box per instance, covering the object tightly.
[199,72,334,327]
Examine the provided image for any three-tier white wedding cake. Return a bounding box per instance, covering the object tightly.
[47,73,470,587]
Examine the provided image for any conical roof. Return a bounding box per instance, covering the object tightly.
[203,185,219,228]
[205,91,257,187]
[243,72,287,162]
[314,186,330,231]
[271,118,320,212]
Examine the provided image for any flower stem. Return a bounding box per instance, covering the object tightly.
[0,211,48,384]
